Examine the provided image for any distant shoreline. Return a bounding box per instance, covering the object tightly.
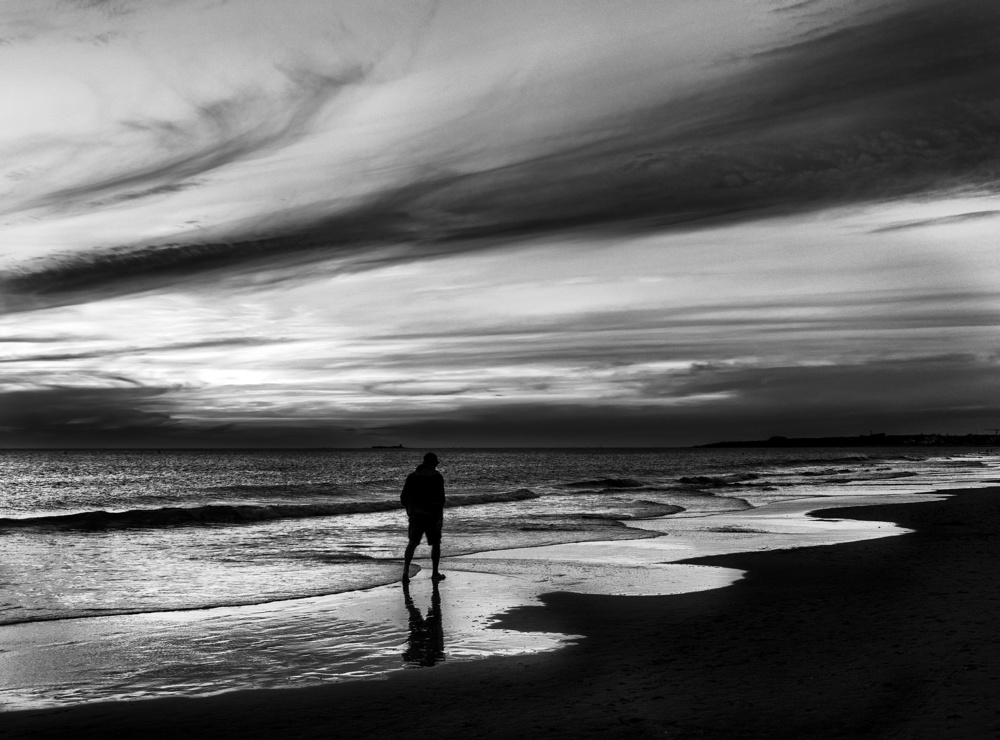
[697,432,999,448]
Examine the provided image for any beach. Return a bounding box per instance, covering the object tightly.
[4,1,999,735]
[4,486,999,739]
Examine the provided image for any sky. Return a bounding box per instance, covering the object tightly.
[0,0,998,448]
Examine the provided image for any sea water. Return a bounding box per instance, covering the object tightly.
[2,447,998,626]
[1,447,998,708]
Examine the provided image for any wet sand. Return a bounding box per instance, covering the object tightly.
[4,487,1000,739]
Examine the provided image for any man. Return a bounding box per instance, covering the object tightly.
[400,451,446,583]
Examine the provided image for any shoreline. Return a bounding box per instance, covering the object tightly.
[4,486,999,738]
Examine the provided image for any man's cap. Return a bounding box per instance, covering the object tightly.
[423,451,439,465]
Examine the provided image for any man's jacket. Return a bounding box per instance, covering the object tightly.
[400,464,445,517]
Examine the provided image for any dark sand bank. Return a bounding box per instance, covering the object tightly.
[4,487,1000,739]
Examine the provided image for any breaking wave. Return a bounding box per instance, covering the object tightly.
[0,489,540,530]
[562,478,646,489]
[677,473,761,486]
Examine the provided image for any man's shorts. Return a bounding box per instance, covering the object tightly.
[408,513,443,546]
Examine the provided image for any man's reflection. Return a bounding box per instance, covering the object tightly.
[402,580,445,667]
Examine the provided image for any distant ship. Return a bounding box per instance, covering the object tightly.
[370,444,406,449]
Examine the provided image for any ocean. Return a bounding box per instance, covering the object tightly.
[1,446,998,708]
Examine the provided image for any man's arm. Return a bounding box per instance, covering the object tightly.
[400,474,414,509]
[432,472,445,509]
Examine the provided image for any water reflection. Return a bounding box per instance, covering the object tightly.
[402,581,445,667]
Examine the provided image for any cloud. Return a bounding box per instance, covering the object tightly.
[0,336,288,364]
[0,384,178,445]
[868,210,1000,233]
[31,66,368,214]
[0,333,98,343]
[0,0,437,224]
[2,271,995,447]
[370,354,1000,446]
[5,352,993,448]
[4,0,998,310]
[0,383,366,448]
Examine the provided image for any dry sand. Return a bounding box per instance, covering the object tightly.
[3,487,999,739]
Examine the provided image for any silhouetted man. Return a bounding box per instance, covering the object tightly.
[400,451,446,583]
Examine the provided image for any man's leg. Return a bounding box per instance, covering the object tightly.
[430,517,445,580]
[402,538,418,582]
[431,543,446,580]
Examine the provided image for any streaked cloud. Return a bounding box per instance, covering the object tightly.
[869,210,1000,233]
